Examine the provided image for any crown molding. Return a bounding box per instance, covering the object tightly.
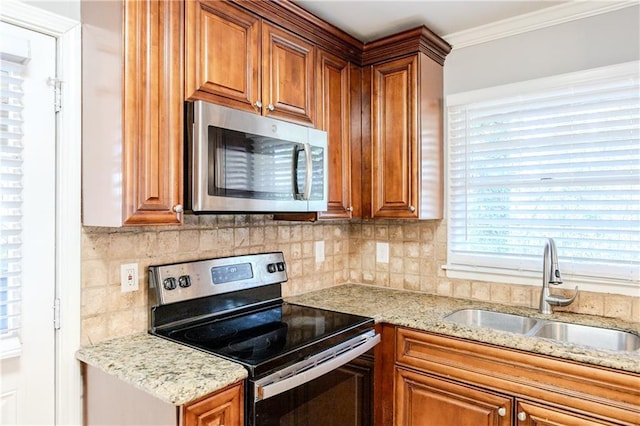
[443,1,639,50]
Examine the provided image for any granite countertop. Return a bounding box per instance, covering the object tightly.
[76,333,247,406]
[287,283,640,373]
[77,283,640,407]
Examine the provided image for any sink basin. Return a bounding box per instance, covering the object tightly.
[532,322,640,352]
[444,309,539,334]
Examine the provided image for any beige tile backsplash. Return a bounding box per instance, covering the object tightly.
[81,216,639,345]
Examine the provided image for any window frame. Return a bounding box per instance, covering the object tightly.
[444,61,640,297]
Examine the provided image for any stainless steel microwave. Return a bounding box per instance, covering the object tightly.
[185,101,328,213]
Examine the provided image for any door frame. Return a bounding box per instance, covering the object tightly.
[1,1,82,425]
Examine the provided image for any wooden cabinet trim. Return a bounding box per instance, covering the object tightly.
[395,327,640,425]
[362,26,452,66]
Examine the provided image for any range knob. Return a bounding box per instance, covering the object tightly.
[163,277,177,291]
[178,275,192,288]
[267,263,277,273]
[276,262,285,272]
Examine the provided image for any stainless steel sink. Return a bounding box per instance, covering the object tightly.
[532,322,640,352]
[444,309,539,334]
[444,308,640,352]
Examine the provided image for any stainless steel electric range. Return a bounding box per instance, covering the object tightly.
[148,252,380,426]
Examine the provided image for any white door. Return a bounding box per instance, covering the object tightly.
[0,22,57,425]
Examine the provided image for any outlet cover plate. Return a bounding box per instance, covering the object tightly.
[120,263,139,292]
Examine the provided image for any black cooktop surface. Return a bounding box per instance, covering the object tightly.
[157,302,373,378]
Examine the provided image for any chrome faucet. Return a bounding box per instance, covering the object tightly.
[539,238,578,314]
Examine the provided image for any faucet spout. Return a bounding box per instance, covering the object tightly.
[539,238,577,314]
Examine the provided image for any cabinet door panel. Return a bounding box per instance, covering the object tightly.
[123,0,183,225]
[183,383,243,426]
[316,49,352,219]
[371,56,418,218]
[262,23,315,126]
[186,0,260,112]
[516,400,620,426]
[396,367,512,426]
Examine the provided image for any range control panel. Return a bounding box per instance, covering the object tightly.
[149,252,287,306]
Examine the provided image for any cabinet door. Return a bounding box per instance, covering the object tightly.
[262,22,315,126]
[370,56,418,218]
[395,367,512,426]
[183,382,244,426]
[516,400,620,426]
[316,49,352,219]
[185,0,261,112]
[123,0,183,225]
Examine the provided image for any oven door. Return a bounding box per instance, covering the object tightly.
[249,331,379,426]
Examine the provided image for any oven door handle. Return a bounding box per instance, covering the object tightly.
[254,332,380,402]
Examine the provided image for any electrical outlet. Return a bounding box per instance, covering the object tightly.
[315,241,325,263]
[120,263,139,293]
[376,242,389,263]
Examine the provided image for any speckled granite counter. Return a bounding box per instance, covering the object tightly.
[76,333,247,405]
[287,283,640,373]
[77,283,639,408]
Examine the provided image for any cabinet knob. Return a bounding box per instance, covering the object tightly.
[267,103,275,111]
[347,206,353,212]
[497,407,506,417]
[173,204,184,214]
[254,100,262,109]
[409,205,416,213]
[517,412,527,421]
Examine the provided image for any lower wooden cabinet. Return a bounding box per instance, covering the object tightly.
[183,382,243,426]
[395,367,511,426]
[377,326,640,426]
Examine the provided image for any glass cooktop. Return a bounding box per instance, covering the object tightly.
[158,302,373,378]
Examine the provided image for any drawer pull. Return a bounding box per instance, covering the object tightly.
[498,407,506,417]
[518,411,527,421]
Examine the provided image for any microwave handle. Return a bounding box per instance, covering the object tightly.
[293,143,313,200]
[302,143,313,201]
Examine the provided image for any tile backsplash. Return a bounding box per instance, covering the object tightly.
[81,216,639,345]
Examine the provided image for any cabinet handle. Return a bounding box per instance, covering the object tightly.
[497,407,506,417]
[409,205,416,213]
[173,204,184,214]
[267,103,275,111]
[254,100,262,109]
[517,412,527,421]
[347,206,353,212]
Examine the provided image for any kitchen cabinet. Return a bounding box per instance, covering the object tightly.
[395,367,512,426]
[361,28,451,219]
[83,363,243,426]
[378,326,640,426]
[316,49,354,219]
[183,382,243,426]
[82,0,184,226]
[186,0,316,127]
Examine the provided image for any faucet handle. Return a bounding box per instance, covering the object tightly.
[546,286,578,307]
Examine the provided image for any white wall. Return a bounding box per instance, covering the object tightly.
[444,5,640,95]
[25,1,80,21]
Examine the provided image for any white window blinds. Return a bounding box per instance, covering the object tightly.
[446,62,640,290]
[1,42,29,349]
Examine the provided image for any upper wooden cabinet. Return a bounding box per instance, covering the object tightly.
[82,0,184,227]
[186,1,315,126]
[316,49,353,219]
[362,28,451,220]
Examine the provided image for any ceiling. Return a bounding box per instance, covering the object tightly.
[293,1,568,42]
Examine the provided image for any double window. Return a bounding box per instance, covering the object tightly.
[446,61,639,295]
